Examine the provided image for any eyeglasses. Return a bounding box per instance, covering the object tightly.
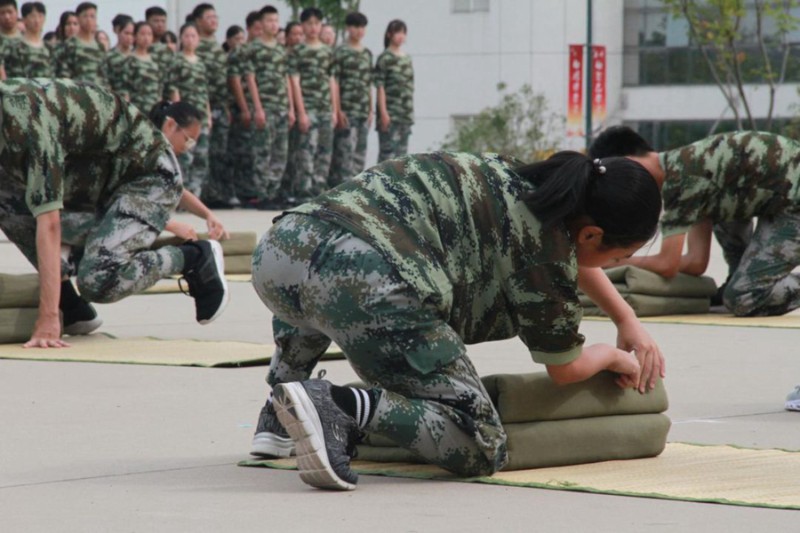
[179,127,197,151]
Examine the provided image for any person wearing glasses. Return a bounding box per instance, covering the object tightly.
[0,79,230,349]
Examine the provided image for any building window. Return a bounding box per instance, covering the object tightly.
[625,119,792,151]
[452,0,490,14]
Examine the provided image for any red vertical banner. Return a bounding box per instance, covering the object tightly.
[592,45,607,124]
[567,44,584,138]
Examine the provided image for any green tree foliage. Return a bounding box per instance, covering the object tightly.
[440,84,564,163]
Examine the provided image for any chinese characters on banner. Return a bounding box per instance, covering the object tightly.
[566,44,584,137]
[566,44,607,138]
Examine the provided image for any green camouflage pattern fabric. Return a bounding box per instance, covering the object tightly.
[122,55,164,115]
[202,105,235,204]
[196,37,229,109]
[287,151,585,365]
[228,104,256,201]
[288,43,333,114]
[333,44,372,120]
[377,122,411,162]
[293,112,333,197]
[55,37,108,87]
[164,54,209,121]
[252,112,290,201]
[374,50,413,125]
[149,42,174,72]
[245,40,289,113]
[3,40,53,78]
[104,48,130,94]
[329,118,368,186]
[177,125,210,196]
[0,78,184,302]
[253,213,508,476]
[659,131,800,237]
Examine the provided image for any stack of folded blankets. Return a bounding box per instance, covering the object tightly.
[0,273,40,344]
[580,265,718,317]
[356,371,671,471]
[151,232,258,275]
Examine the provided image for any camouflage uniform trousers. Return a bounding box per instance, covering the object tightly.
[722,211,800,316]
[281,125,300,198]
[252,213,508,477]
[377,122,411,163]
[0,154,185,303]
[713,220,755,279]
[329,118,369,187]
[228,106,257,202]
[251,111,290,202]
[202,105,235,204]
[178,124,210,197]
[294,112,334,198]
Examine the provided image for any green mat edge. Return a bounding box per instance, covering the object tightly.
[583,315,800,330]
[237,442,800,511]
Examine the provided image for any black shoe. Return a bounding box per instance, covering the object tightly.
[179,240,229,324]
[273,379,361,490]
[250,398,296,457]
[62,299,103,336]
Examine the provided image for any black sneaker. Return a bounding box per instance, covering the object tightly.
[250,398,296,458]
[273,379,361,490]
[62,299,103,336]
[179,240,229,324]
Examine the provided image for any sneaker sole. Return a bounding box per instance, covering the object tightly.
[250,431,296,458]
[63,317,103,336]
[273,382,356,491]
[198,240,229,325]
[785,399,800,411]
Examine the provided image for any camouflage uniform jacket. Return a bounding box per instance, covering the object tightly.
[333,44,372,120]
[226,43,251,111]
[288,42,333,114]
[149,42,174,72]
[660,131,800,237]
[164,54,209,121]
[122,54,163,115]
[287,151,585,365]
[245,39,289,113]
[196,37,228,109]
[55,36,107,87]
[104,47,130,94]
[3,39,53,78]
[0,78,175,228]
[374,49,413,124]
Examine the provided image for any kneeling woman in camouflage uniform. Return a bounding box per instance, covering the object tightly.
[0,79,228,348]
[251,151,663,490]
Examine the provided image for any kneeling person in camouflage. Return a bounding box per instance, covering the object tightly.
[0,79,229,348]
[250,151,666,490]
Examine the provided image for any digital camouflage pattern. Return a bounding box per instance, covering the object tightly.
[196,37,229,109]
[251,112,290,201]
[55,37,108,87]
[202,104,235,204]
[200,36,232,202]
[3,40,53,78]
[374,50,414,125]
[0,78,184,302]
[104,48,130,94]
[329,118,368,186]
[288,43,333,114]
[177,125,210,197]
[377,122,411,163]
[245,40,289,113]
[253,213,508,476]
[333,44,372,120]
[164,54,209,120]
[122,55,164,115]
[224,45,254,201]
[294,112,333,197]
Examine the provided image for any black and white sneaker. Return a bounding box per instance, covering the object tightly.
[251,398,296,458]
[273,379,361,490]
[62,300,103,336]
[180,240,229,324]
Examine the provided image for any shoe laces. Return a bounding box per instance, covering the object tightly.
[177,276,193,297]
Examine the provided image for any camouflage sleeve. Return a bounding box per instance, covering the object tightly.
[55,40,73,78]
[287,48,298,77]
[373,52,386,88]
[325,47,334,77]
[505,262,585,366]
[331,46,342,81]
[659,151,711,237]
[163,60,180,99]
[366,49,374,86]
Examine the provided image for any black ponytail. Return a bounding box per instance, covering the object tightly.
[519,151,661,248]
[149,101,203,129]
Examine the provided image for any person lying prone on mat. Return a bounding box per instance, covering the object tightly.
[248,150,666,491]
[0,80,230,349]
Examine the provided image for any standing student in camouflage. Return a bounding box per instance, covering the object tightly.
[0,79,229,348]
[104,15,134,95]
[193,4,232,207]
[590,126,800,318]
[55,3,107,87]
[329,12,372,187]
[280,20,306,201]
[3,2,52,78]
[244,5,295,208]
[249,151,665,490]
[288,8,335,201]
[164,23,211,196]
[146,7,174,72]
[0,0,20,73]
[51,10,78,71]
[375,19,414,162]
[122,22,163,114]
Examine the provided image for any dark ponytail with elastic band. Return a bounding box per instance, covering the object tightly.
[519,151,661,248]
[148,101,203,129]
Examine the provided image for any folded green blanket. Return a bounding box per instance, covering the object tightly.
[0,308,38,344]
[224,255,253,275]
[581,293,710,317]
[0,274,39,309]
[152,232,257,256]
[596,266,717,298]
[357,414,671,470]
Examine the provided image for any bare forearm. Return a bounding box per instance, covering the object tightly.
[35,211,62,320]
[178,190,211,220]
[247,75,263,114]
[546,344,622,385]
[231,77,248,114]
[578,267,636,324]
[292,77,306,115]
